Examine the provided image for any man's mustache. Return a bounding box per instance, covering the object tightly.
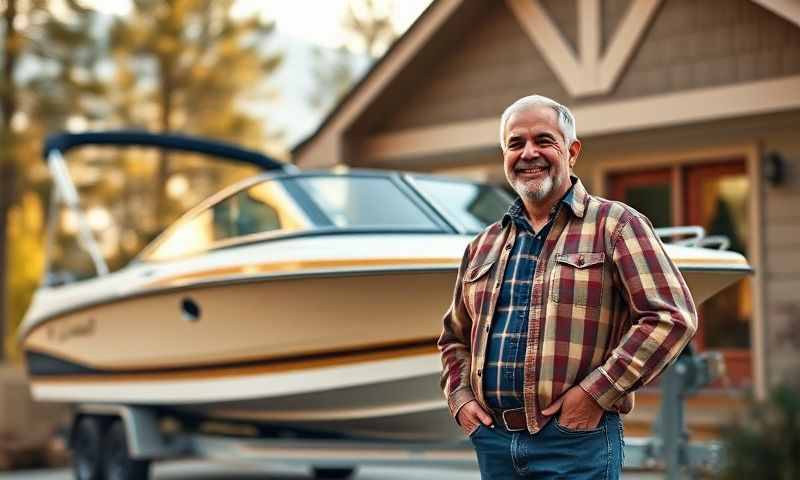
[514,161,550,170]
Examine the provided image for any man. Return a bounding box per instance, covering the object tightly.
[438,95,697,479]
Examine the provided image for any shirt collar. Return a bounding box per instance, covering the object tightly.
[502,175,585,228]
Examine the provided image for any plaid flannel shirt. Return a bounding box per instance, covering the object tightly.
[438,176,698,434]
[483,191,568,410]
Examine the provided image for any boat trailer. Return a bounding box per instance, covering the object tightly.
[68,344,726,480]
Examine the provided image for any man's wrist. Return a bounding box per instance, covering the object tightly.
[578,383,603,409]
[448,386,476,423]
[579,367,625,410]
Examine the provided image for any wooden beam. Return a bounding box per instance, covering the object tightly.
[360,75,800,162]
[506,0,587,96]
[599,0,662,92]
[751,0,800,28]
[507,0,663,97]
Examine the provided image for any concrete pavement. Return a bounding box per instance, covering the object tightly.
[0,461,665,479]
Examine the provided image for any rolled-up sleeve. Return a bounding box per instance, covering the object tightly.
[580,213,698,410]
[438,244,476,421]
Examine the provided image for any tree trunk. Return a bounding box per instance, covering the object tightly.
[0,0,20,362]
[0,163,17,362]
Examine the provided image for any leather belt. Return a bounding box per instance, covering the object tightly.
[492,407,527,431]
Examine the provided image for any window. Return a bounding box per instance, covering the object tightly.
[608,169,673,228]
[607,159,752,387]
[412,177,513,233]
[288,176,439,230]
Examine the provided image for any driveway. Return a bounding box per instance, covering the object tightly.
[0,461,664,479]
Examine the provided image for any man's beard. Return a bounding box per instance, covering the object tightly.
[509,169,559,202]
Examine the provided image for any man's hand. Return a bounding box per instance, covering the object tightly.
[456,400,494,432]
[541,385,604,431]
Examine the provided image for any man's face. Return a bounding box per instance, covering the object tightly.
[502,107,579,204]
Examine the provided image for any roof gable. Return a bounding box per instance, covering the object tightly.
[294,0,800,168]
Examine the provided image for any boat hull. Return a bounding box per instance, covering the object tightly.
[32,352,462,441]
[24,269,452,372]
[21,238,750,442]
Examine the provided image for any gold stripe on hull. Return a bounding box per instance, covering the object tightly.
[29,340,439,383]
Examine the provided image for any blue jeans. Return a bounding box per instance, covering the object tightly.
[469,411,624,479]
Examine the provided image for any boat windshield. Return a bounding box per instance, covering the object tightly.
[286,176,441,230]
[141,174,444,261]
[410,176,513,234]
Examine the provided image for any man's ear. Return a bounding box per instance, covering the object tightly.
[568,139,582,169]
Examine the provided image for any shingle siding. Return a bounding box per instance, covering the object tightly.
[373,0,800,134]
[762,132,800,388]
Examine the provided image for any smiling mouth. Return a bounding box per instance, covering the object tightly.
[516,166,549,175]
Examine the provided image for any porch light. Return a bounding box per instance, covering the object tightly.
[763,151,786,186]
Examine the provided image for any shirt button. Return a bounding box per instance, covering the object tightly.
[477,369,482,377]
[577,255,585,266]
[505,243,512,250]
[485,324,490,332]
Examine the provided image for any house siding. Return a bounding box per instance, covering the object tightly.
[610,0,800,100]
[762,131,800,388]
[371,1,569,133]
[372,0,800,135]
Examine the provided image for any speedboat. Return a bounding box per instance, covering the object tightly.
[18,131,751,442]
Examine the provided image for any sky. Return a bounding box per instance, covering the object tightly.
[88,0,432,53]
[83,0,433,148]
[236,0,432,53]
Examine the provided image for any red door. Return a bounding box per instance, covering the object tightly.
[607,160,752,388]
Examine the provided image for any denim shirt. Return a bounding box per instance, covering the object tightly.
[483,191,572,410]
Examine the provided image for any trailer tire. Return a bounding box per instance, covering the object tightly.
[313,467,356,479]
[72,416,106,480]
[102,420,151,480]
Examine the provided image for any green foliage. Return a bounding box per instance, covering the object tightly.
[719,385,800,480]
[23,0,106,131]
[108,0,282,230]
[109,0,281,147]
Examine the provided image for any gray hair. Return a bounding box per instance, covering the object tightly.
[499,95,577,152]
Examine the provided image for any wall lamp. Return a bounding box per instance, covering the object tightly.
[763,151,786,186]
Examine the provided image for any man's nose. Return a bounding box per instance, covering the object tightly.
[520,140,538,159]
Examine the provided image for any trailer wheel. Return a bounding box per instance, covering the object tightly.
[72,416,105,480]
[102,420,151,480]
[313,467,356,479]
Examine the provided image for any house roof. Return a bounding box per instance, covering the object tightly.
[292,0,800,168]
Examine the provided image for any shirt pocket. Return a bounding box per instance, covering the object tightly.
[462,260,496,322]
[549,252,605,308]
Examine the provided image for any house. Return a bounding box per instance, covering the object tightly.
[293,0,800,437]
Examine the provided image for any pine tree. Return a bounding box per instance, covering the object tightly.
[109,0,282,231]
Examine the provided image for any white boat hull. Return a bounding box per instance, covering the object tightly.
[20,236,750,441]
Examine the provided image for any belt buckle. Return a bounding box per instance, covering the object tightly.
[501,407,526,432]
